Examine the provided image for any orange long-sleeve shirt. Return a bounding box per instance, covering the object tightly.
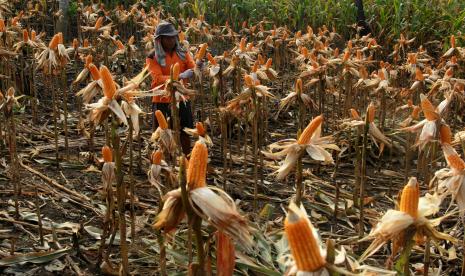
[146,51,195,103]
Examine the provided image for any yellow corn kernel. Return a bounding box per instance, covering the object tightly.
[187,141,208,190]
[196,122,206,137]
[367,103,376,123]
[100,65,116,99]
[155,110,168,130]
[420,94,438,121]
[88,64,101,81]
[22,29,29,42]
[94,17,103,30]
[297,115,323,145]
[439,124,452,144]
[285,205,325,272]
[102,145,112,162]
[49,33,61,50]
[151,150,163,165]
[399,177,419,219]
[171,63,180,81]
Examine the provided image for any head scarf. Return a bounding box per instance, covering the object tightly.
[154,36,187,67]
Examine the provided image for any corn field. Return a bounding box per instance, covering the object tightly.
[1,0,465,275]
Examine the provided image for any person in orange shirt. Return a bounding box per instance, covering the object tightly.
[146,21,198,155]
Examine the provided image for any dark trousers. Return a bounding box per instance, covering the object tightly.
[152,101,194,155]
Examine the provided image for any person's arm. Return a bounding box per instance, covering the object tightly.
[146,57,170,88]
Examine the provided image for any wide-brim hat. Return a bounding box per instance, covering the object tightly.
[154,21,178,39]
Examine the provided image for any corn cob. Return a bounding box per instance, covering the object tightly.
[445,68,453,78]
[100,66,116,99]
[31,30,36,41]
[88,64,101,80]
[72,38,79,49]
[196,43,208,60]
[451,35,456,48]
[116,40,125,50]
[207,53,217,65]
[367,103,376,123]
[295,78,303,94]
[446,154,465,171]
[439,124,452,144]
[83,54,91,67]
[350,109,361,120]
[399,177,419,219]
[216,231,235,276]
[171,63,180,81]
[252,61,258,73]
[22,29,29,42]
[58,32,63,45]
[285,204,325,272]
[257,54,264,65]
[244,74,254,87]
[0,19,5,32]
[151,150,163,165]
[49,33,61,50]
[297,115,323,145]
[155,110,168,130]
[102,145,113,162]
[420,94,438,121]
[128,36,135,45]
[239,37,246,52]
[187,140,208,190]
[343,50,350,62]
[83,39,89,47]
[265,58,272,69]
[415,68,424,81]
[411,106,421,120]
[94,17,103,30]
[196,122,206,136]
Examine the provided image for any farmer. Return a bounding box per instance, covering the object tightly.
[146,21,197,155]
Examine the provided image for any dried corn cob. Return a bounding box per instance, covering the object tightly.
[399,177,419,219]
[285,203,325,272]
[151,150,163,165]
[155,110,168,130]
[297,115,323,145]
[100,65,116,99]
[187,140,208,190]
[102,145,113,162]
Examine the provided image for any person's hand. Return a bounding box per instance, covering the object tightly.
[195,60,204,70]
[179,69,194,79]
